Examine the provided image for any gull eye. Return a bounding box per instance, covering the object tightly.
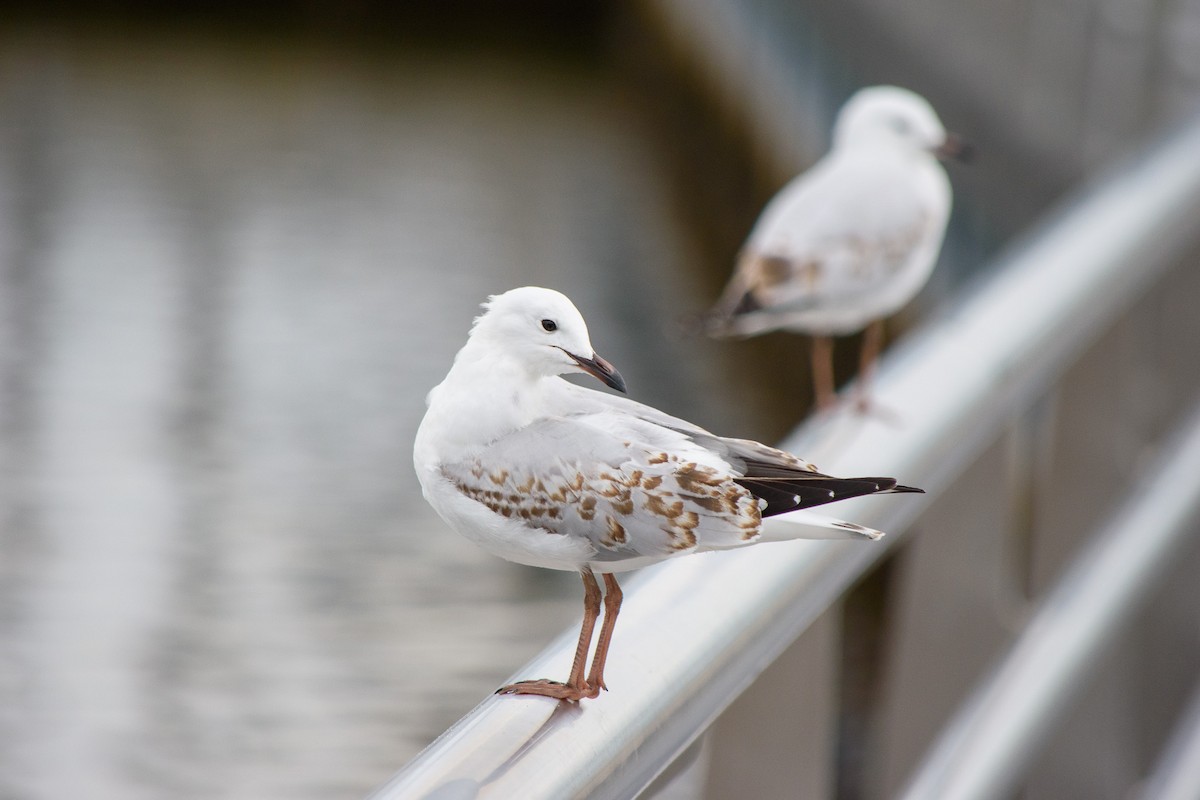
[541,319,557,332]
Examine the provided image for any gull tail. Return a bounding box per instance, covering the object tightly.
[758,508,886,542]
[702,262,768,339]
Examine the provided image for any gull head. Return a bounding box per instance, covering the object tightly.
[470,286,627,393]
[833,85,970,162]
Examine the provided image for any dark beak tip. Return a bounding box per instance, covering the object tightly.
[593,353,627,394]
[569,350,627,393]
[938,133,975,164]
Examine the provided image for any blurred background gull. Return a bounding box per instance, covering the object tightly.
[0,2,1198,799]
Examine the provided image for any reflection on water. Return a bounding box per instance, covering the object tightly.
[0,24,775,799]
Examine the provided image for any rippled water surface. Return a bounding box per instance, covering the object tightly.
[0,25,782,799]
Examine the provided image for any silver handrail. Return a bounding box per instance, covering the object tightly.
[897,397,1200,800]
[370,113,1200,799]
[1139,681,1200,800]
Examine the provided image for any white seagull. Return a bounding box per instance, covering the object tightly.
[413,286,921,701]
[707,85,968,411]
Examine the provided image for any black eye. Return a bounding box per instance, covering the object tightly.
[541,319,557,332]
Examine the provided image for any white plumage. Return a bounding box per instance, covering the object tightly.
[413,286,920,700]
[709,85,965,408]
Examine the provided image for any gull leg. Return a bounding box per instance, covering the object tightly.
[854,320,884,413]
[811,335,835,411]
[497,569,602,701]
[585,573,623,693]
[565,569,603,694]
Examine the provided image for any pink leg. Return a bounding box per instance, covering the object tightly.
[811,335,835,411]
[854,320,884,413]
[498,569,602,701]
[585,574,623,692]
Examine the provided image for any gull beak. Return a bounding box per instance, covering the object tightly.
[935,132,974,163]
[567,350,627,393]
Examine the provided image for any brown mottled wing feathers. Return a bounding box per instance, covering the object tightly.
[440,415,764,558]
[441,404,920,557]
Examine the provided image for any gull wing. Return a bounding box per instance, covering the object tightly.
[439,413,764,560]
[556,381,921,515]
[442,383,917,560]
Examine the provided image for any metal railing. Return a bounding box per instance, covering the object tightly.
[369,113,1200,799]
[1139,681,1200,800]
[898,398,1200,800]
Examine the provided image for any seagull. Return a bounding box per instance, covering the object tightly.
[413,286,922,701]
[707,85,968,411]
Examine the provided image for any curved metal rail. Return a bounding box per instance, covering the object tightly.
[898,398,1200,800]
[370,114,1200,799]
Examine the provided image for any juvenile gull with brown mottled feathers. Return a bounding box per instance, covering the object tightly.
[413,286,922,701]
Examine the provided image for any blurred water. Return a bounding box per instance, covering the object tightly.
[0,24,778,800]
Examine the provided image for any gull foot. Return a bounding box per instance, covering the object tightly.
[496,678,600,701]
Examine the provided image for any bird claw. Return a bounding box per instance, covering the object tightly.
[496,678,599,701]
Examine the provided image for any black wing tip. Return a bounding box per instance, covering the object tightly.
[698,308,746,340]
[735,474,924,518]
[730,291,763,317]
[854,478,925,495]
